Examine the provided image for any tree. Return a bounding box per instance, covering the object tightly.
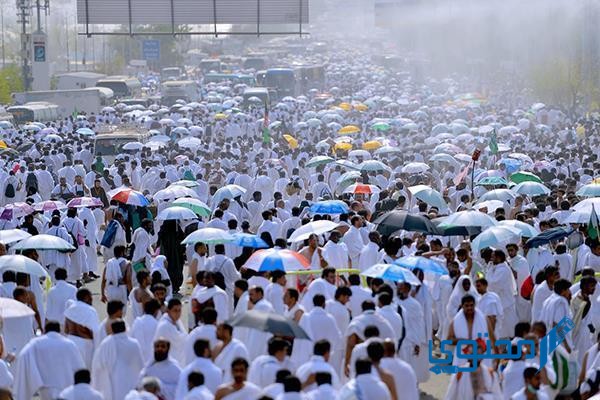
[0,66,23,104]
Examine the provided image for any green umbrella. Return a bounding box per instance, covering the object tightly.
[171,198,211,217]
[371,122,391,132]
[306,156,335,168]
[510,171,542,184]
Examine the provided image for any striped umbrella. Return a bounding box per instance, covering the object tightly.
[108,188,150,207]
[243,249,309,272]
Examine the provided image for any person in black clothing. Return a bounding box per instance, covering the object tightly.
[21,214,39,236]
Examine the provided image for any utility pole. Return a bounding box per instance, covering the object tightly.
[16,0,31,91]
[1,1,5,69]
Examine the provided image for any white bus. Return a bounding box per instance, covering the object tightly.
[161,80,200,106]
[96,76,142,98]
[7,102,60,124]
[12,87,114,118]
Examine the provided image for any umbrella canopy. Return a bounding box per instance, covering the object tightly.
[231,233,269,249]
[362,140,383,150]
[526,227,573,249]
[170,180,199,188]
[477,189,516,204]
[439,210,497,228]
[213,185,247,204]
[310,200,349,214]
[574,198,600,212]
[374,145,402,155]
[228,310,310,339]
[498,220,540,238]
[371,122,391,132]
[510,171,542,184]
[154,186,199,202]
[0,229,31,244]
[338,125,360,135]
[409,185,448,211]
[577,184,600,198]
[288,220,340,243]
[393,256,448,275]
[432,217,482,236]
[243,249,309,272]
[122,141,144,151]
[12,234,75,251]
[156,206,198,221]
[374,210,437,236]
[0,203,35,220]
[343,184,381,195]
[182,228,235,245]
[360,160,390,172]
[361,264,421,285]
[474,200,504,213]
[108,188,150,207]
[512,182,550,196]
[0,255,49,277]
[402,162,430,174]
[33,200,67,212]
[306,156,335,168]
[476,177,508,186]
[66,197,103,208]
[429,153,460,167]
[471,226,521,252]
[0,298,35,319]
[171,198,211,217]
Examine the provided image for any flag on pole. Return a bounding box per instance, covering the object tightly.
[262,105,271,145]
[489,128,498,155]
[589,204,599,240]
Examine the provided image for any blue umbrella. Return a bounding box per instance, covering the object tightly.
[232,233,269,249]
[393,256,448,275]
[526,227,573,249]
[360,264,422,285]
[309,200,349,214]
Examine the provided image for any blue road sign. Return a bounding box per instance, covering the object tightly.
[142,40,160,61]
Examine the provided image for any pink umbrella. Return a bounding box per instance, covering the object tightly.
[0,203,35,220]
[66,197,103,208]
[33,200,67,212]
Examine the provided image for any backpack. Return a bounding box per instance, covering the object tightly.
[101,220,119,248]
[63,221,79,251]
[25,172,38,193]
[520,275,534,300]
[4,183,14,198]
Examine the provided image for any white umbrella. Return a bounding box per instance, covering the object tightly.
[439,210,498,228]
[0,298,35,319]
[157,206,198,221]
[122,141,144,151]
[150,134,171,142]
[348,150,371,159]
[288,220,340,243]
[477,189,516,204]
[474,200,504,213]
[564,211,590,224]
[12,234,74,251]
[182,228,235,245]
[0,255,49,277]
[0,229,31,244]
[359,160,390,172]
[170,180,199,188]
[154,186,199,202]
[178,137,202,149]
[374,145,401,155]
[402,162,430,174]
[472,226,521,252]
[574,198,600,212]
[498,220,540,238]
[513,182,550,196]
[213,185,247,204]
[408,185,448,211]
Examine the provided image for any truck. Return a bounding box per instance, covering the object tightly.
[161,80,200,106]
[12,87,114,118]
[55,72,107,90]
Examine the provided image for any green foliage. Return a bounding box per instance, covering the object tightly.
[0,66,23,104]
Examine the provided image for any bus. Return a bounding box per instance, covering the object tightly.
[7,102,60,124]
[242,88,271,108]
[161,80,200,106]
[96,76,142,98]
[12,87,114,118]
[295,65,326,92]
[243,56,267,71]
[199,59,222,73]
[161,67,184,81]
[264,68,297,100]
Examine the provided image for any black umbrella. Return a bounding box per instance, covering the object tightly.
[374,210,436,236]
[431,217,481,237]
[526,227,573,249]
[228,310,310,339]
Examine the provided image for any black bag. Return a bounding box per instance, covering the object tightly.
[4,183,14,198]
[25,173,38,193]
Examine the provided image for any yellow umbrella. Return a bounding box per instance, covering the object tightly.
[353,104,368,112]
[362,140,382,151]
[283,134,298,149]
[334,142,353,152]
[214,113,228,120]
[0,141,7,149]
[338,125,360,135]
[338,102,352,111]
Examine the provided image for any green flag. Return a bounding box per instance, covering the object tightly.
[589,205,599,240]
[262,105,271,144]
[489,129,498,155]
